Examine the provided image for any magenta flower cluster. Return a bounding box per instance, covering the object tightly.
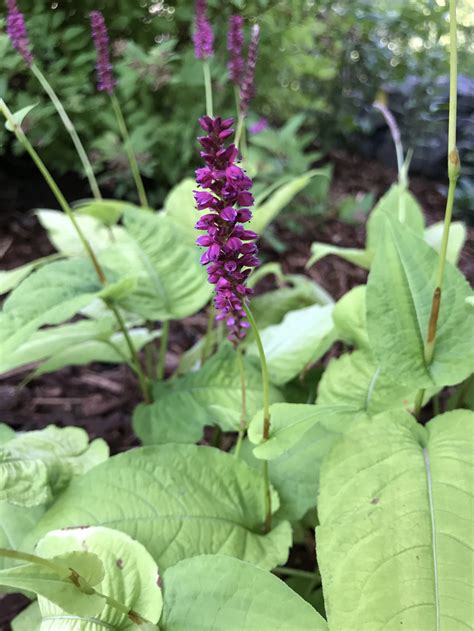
[193,0,214,60]
[227,15,244,85]
[90,11,116,94]
[194,116,259,342]
[6,0,33,66]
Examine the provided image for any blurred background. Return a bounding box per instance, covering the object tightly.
[0,0,473,217]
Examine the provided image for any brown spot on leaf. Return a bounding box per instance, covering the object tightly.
[116,558,124,570]
[157,573,163,589]
[128,610,146,625]
[370,497,380,505]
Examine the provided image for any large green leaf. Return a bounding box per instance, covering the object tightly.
[160,555,328,630]
[134,344,283,445]
[0,255,62,296]
[0,502,46,571]
[36,527,162,630]
[75,199,135,226]
[332,285,369,350]
[366,217,474,388]
[247,304,335,385]
[241,406,357,522]
[317,350,420,415]
[0,551,105,618]
[306,244,371,270]
[36,209,122,256]
[366,183,425,253]
[11,601,42,631]
[102,209,211,321]
[0,425,108,507]
[26,445,291,571]
[316,409,474,630]
[0,259,116,357]
[162,177,196,246]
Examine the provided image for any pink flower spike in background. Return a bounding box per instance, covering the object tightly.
[193,0,214,60]
[5,0,33,66]
[240,24,260,117]
[90,10,116,94]
[227,15,245,85]
[194,116,259,343]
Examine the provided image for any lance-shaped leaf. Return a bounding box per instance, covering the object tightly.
[0,550,105,618]
[332,285,369,351]
[0,502,46,571]
[162,177,197,246]
[0,259,124,357]
[247,303,336,385]
[134,344,283,445]
[101,209,212,321]
[0,255,63,296]
[11,601,41,631]
[160,555,328,630]
[36,527,162,630]
[26,445,291,571]
[0,425,108,507]
[316,409,474,630]
[306,244,371,270]
[366,216,474,388]
[424,221,466,266]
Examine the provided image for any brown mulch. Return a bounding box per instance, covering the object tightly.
[0,151,472,629]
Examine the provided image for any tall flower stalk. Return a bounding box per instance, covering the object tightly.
[0,99,150,404]
[235,24,260,148]
[194,115,272,531]
[414,0,460,415]
[5,0,101,199]
[90,11,149,208]
[193,0,214,117]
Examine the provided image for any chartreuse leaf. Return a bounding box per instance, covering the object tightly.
[11,601,42,631]
[4,103,38,131]
[251,170,324,234]
[75,199,135,225]
[36,209,122,256]
[247,303,336,385]
[0,259,122,358]
[0,551,105,618]
[26,445,291,571]
[36,527,162,630]
[367,216,474,388]
[306,244,371,270]
[424,221,466,265]
[366,183,425,252]
[317,350,420,415]
[248,403,355,460]
[241,405,357,522]
[160,555,328,630]
[101,209,211,321]
[0,425,108,507]
[0,255,62,296]
[0,502,46,571]
[162,177,196,245]
[134,344,283,445]
[316,409,474,630]
[332,285,369,350]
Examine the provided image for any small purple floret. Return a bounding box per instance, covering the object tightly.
[90,11,116,94]
[240,24,260,116]
[227,15,244,85]
[193,0,214,60]
[6,0,33,66]
[249,117,269,135]
[194,116,259,343]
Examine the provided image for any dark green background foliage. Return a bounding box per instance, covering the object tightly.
[0,0,473,200]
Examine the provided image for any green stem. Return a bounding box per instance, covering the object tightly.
[157,320,170,380]
[202,60,214,117]
[0,548,153,628]
[201,306,215,365]
[242,303,272,532]
[108,304,150,403]
[273,566,320,582]
[414,0,460,413]
[235,113,245,150]
[31,64,102,200]
[0,99,149,403]
[234,346,247,459]
[110,94,149,209]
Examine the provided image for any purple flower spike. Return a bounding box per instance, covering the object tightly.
[227,15,244,85]
[193,0,214,60]
[90,11,116,94]
[6,0,33,66]
[240,24,260,117]
[194,115,259,343]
